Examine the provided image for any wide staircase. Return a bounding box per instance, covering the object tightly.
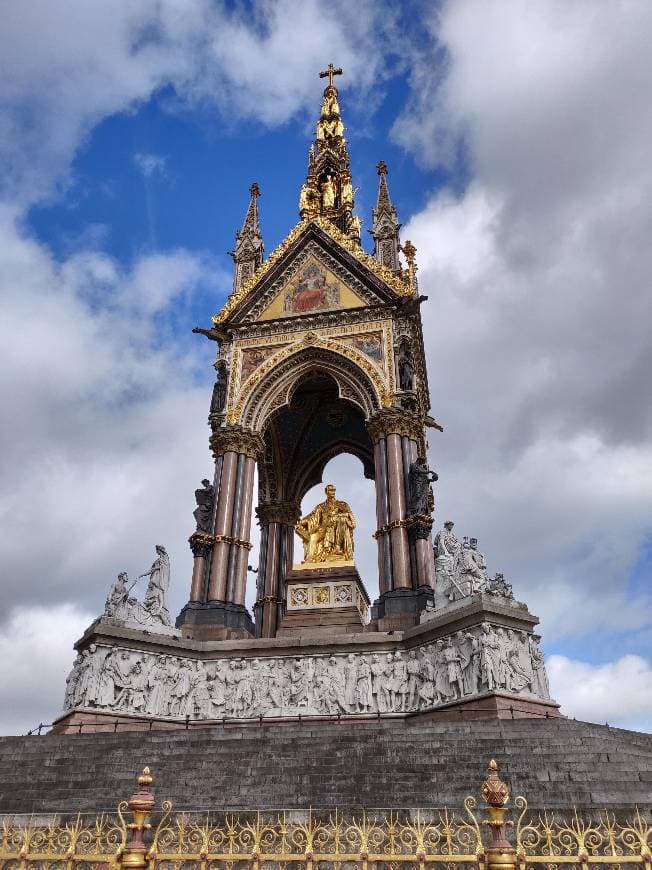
[0,718,650,815]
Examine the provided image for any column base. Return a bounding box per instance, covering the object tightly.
[176,601,255,641]
[370,586,434,631]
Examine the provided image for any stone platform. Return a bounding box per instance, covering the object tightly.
[277,562,370,636]
[0,718,650,815]
[56,593,559,731]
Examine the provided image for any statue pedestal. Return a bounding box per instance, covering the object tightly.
[276,562,370,637]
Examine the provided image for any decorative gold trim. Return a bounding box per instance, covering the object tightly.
[212,217,415,326]
[227,333,393,425]
[373,518,408,539]
[2,760,651,868]
[213,534,253,551]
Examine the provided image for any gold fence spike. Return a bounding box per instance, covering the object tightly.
[120,765,156,869]
[480,759,516,870]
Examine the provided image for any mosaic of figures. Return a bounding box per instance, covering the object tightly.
[240,345,285,382]
[64,626,549,721]
[283,261,341,315]
[339,331,383,364]
[431,521,516,608]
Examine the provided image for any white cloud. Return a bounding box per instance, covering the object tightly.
[0,0,397,205]
[0,605,93,734]
[133,152,168,178]
[0,207,222,626]
[548,654,652,732]
[398,1,652,649]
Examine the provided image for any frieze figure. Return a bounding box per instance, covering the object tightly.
[408,455,438,515]
[193,478,215,533]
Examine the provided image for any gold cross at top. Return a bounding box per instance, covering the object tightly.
[319,63,343,88]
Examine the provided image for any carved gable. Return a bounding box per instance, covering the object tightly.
[258,254,366,321]
[215,220,411,327]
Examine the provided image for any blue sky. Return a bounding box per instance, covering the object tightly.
[1,0,651,733]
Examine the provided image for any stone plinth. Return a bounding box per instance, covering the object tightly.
[56,592,558,731]
[276,563,370,637]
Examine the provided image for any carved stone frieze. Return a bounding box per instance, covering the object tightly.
[63,622,551,720]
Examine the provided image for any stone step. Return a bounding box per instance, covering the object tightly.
[0,719,649,817]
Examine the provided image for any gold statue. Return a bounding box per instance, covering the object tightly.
[321,175,336,209]
[340,178,354,209]
[296,484,356,563]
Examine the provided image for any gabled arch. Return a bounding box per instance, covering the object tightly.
[240,345,381,433]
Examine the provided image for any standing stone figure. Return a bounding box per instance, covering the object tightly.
[408,456,438,515]
[193,479,215,533]
[210,361,228,413]
[529,635,550,699]
[433,521,462,605]
[398,346,415,391]
[142,545,172,626]
[459,537,488,594]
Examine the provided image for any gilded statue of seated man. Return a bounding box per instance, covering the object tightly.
[296,484,356,563]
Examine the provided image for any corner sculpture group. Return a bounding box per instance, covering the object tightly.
[64,626,550,721]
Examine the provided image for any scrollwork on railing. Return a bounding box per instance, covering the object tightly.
[0,761,649,869]
[515,794,652,866]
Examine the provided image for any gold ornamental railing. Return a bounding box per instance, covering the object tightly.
[0,761,649,869]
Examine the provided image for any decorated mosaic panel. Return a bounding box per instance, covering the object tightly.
[258,256,366,320]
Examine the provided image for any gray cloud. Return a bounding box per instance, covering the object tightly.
[397,0,652,649]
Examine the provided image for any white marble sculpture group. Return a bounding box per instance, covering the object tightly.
[64,625,550,720]
[103,545,173,630]
[432,522,514,608]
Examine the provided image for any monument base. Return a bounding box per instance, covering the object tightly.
[60,592,554,729]
[52,689,561,734]
[277,563,370,637]
[370,585,435,631]
[176,601,255,641]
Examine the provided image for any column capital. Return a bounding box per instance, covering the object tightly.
[188,532,213,558]
[209,425,264,459]
[256,501,301,525]
[366,408,425,443]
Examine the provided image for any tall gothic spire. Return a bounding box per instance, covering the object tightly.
[298,64,361,242]
[230,182,264,292]
[371,160,401,272]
